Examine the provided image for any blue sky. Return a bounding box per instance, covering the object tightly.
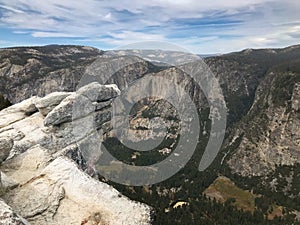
[0,0,300,54]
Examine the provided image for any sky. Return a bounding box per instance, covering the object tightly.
[0,0,300,54]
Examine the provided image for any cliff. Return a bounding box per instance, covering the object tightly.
[0,82,151,225]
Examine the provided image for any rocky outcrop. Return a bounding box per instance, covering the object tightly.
[0,96,39,129]
[0,82,151,225]
[0,137,13,163]
[35,92,72,116]
[2,154,150,225]
[0,199,29,225]
[44,83,120,127]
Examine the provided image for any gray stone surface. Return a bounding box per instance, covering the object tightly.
[0,137,13,163]
[0,83,151,225]
[35,92,72,116]
[77,82,120,102]
[44,83,119,127]
[0,199,29,225]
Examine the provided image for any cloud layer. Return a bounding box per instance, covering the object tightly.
[0,0,300,53]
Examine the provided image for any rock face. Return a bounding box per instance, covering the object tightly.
[35,92,72,116]
[0,82,152,225]
[44,83,120,127]
[0,46,154,104]
[227,67,300,176]
[0,45,102,103]
[0,199,29,225]
[3,155,150,225]
[0,96,39,129]
[0,137,13,163]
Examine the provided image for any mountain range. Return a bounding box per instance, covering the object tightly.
[0,44,299,224]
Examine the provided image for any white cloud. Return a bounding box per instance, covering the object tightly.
[77,31,166,47]
[32,32,84,38]
[0,0,299,53]
[0,5,24,13]
[104,13,112,21]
